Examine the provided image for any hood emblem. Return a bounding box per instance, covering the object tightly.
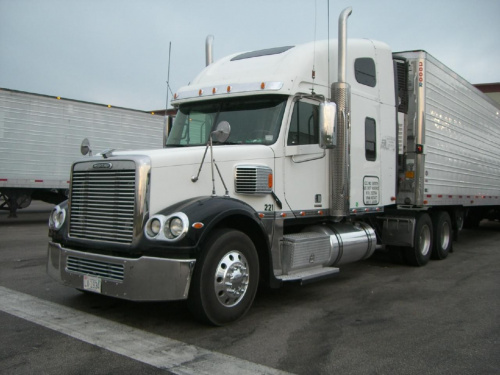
[93,162,113,169]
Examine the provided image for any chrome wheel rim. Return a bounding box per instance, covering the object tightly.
[214,250,249,307]
[440,221,451,250]
[419,224,431,256]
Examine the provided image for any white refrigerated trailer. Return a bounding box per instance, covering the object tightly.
[47,8,500,325]
[393,51,500,230]
[0,88,165,217]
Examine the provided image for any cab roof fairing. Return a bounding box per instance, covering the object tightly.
[171,40,336,105]
[170,39,393,106]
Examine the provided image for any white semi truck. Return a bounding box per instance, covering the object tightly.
[0,88,165,217]
[47,8,500,325]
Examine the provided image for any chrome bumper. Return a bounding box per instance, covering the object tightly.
[47,241,196,301]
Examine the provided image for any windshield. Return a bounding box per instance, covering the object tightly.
[166,95,287,147]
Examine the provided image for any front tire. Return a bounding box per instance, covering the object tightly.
[404,213,433,267]
[188,229,259,326]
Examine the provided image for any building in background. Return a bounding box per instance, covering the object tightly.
[474,83,500,106]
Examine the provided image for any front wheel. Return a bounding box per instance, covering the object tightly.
[188,229,259,326]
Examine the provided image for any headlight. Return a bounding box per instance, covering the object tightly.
[164,216,188,239]
[169,217,184,237]
[49,206,66,230]
[144,212,189,241]
[146,218,162,237]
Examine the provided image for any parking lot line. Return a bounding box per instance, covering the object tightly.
[0,286,291,375]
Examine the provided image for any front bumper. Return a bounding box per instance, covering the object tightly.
[47,241,196,301]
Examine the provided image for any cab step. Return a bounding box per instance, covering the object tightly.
[276,267,339,285]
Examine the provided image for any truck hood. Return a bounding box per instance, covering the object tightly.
[109,145,274,168]
[111,145,276,215]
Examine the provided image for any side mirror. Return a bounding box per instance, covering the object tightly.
[319,102,337,149]
[81,138,92,156]
[211,121,231,143]
[163,115,174,148]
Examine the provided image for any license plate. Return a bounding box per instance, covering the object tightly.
[83,275,102,293]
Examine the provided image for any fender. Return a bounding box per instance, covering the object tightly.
[146,195,281,288]
[151,195,271,251]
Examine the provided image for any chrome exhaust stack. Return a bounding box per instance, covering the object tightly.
[330,7,352,219]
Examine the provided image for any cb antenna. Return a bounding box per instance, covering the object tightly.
[311,0,318,94]
[327,0,330,90]
[165,41,173,113]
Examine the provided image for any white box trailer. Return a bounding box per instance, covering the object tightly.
[0,88,165,217]
[393,51,500,226]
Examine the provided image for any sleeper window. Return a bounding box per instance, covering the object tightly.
[355,58,376,87]
[365,117,376,161]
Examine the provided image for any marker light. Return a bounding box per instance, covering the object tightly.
[268,173,273,188]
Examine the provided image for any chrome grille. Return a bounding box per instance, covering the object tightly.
[67,256,124,281]
[235,165,273,194]
[70,167,136,244]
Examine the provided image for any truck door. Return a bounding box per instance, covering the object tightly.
[282,98,329,212]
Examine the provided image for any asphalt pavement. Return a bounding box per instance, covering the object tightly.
[0,201,499,374]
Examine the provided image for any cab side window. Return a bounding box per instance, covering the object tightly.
[365,117,376,161]
[287,101,319,145]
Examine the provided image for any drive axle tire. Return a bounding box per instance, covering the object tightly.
[404,213,433,267]
[188,229,259,326]
[431,211,452,260]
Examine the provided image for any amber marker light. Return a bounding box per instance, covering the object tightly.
[198,89,203,96]
[192,222,204,229]
[268,173,273,188]
[212,87,217,94]
[227,86,232,93]
[107,104,112,108]
[258,213,265,219]
[260,82,266,89]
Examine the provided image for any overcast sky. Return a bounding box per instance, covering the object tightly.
[1,0,499,111]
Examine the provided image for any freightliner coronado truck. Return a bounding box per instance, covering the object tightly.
[47,8,500,325]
